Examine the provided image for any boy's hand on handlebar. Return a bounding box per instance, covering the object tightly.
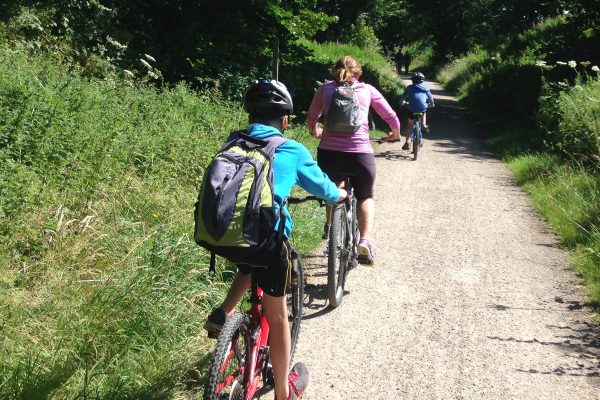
[337,188,349,203]
[311,124,323,139]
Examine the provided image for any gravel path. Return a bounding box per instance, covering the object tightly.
[293,77,600,399]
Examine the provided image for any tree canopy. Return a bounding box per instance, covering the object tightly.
[1,0,598,92]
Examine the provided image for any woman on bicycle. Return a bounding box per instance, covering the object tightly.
[307,55,400,265]
[399,72,435,150]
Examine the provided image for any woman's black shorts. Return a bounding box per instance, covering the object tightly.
[317,148,376,200]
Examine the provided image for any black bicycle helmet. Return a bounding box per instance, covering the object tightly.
[411,72,425,83]
[244,79,294,115]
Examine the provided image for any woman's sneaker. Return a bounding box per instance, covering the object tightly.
[357,238,375,265]
[203,308,227,339]
[286,362,309,399]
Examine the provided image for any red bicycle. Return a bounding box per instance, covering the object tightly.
[203,196,315,400]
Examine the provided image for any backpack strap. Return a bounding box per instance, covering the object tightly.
[209,251,216,274]
[261,134,289,156]
[262,135,290,239]
[200,131,288,275]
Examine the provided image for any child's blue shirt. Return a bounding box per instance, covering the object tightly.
[247,123,340,237]
[403,83,435,113]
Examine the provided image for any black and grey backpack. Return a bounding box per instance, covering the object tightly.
[194,130,288,270]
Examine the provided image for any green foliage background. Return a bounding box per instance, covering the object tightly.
[1,0,599,398]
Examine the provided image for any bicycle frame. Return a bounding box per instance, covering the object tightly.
[409,112,424,160]
[409,114,424,143]
[243,275,269,399]
[206,197,311,400]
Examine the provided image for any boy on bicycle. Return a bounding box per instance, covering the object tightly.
[203,79,347,400]
[399,72,435,150]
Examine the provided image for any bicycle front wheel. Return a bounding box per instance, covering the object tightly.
[287,251,304,363]
[327,204,348,308]
[204,312,251,400]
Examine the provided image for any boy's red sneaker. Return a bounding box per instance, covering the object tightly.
[286,362,310,399]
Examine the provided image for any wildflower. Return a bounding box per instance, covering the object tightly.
[144,54,156,62]
[147,70,159,79]
[123,69,135,78]
[568,60,577,68]
[106,35,127,50]
[535,61,547,67]
[140,59,153,70]
[592,66,600,73]
[556,61,567,65]
[580,61,591,67]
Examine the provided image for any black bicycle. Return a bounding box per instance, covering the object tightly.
[326,179,359,308]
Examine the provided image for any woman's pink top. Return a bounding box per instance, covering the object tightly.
[307,80,400,154]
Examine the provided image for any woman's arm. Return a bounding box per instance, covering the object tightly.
[369,85,400,130]
[307,84,325,137]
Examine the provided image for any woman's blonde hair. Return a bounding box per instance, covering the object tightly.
[330,56,362,84]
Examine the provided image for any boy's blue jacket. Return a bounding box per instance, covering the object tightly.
[247,123,340,237]
[402,82,435,112]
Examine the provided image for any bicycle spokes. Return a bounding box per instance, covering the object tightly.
[216,335,246,393]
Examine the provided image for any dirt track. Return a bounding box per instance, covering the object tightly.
[293,77,600,399]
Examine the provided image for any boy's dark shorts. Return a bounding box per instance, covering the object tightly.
[317,148,376,200]
[237,231,291,297]
[407,111,424,120]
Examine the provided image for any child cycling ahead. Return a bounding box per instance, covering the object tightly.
[399,72,435,150]
[202,79,347,400]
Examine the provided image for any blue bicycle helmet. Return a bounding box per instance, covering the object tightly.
[244,79,294,115]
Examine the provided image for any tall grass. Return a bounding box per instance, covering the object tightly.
[0,41,328,398]
[508,156,600,301]
[2,26,408,398]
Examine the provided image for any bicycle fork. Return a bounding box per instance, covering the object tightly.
[345,190,358,269]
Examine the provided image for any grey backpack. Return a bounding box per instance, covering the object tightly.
[324,83,364,133]
[194,131,288,271]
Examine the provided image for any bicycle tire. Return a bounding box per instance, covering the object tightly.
[327,204,348,308]
[287,252,304,363]
[350,196,359,269]
[203,312,251,400]
[413,125,421,161]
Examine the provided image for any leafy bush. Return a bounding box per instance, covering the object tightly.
[349,19,382,54]
[284,39,402,116]
[538,74,600,167]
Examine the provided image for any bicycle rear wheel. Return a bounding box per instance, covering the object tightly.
[350,196,359,269]
[413,126,421,161]
[287,251,304,363]
[204,312,251,400]
[327,203,348,308]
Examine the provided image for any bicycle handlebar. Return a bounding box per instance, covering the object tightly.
[287,195,325,205]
